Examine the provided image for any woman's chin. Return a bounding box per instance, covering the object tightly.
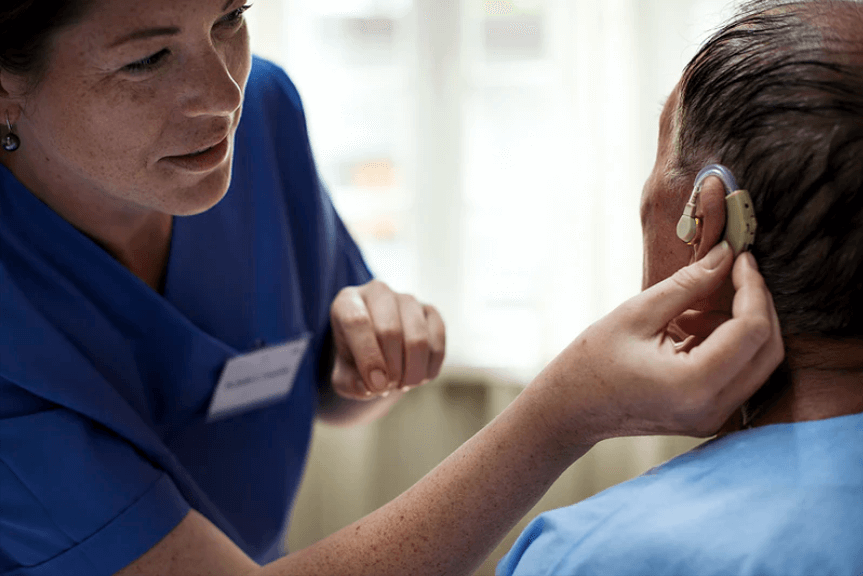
[166,164,233,216]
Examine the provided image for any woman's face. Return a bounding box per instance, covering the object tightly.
[4,0,252,217]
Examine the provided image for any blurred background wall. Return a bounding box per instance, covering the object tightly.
[245,1,738,573]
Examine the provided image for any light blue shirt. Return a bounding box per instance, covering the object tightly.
[0,58,372,575]
[500,411,863,576]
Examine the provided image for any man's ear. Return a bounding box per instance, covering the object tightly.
[690,175,727,264]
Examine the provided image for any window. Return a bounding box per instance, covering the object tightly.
[247,0,734,380]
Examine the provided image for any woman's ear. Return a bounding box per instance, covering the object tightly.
[0,69,29,120]
[690,175,728,264]
[0,71,9,100]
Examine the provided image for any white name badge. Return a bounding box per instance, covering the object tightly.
[207,335,311,422]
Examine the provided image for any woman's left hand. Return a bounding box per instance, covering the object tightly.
[329,280,446,400]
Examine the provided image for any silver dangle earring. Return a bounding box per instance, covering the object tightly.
[3,113,20,152]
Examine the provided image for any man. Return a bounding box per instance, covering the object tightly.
[499,1,863,574]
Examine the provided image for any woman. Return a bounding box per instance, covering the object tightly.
[0,1,784,575]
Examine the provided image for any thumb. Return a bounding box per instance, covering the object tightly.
[629,241,734,336]
[331,354,369,397]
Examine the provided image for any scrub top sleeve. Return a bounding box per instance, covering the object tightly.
[332,200,374,290]
[270,60,374,292]
[253,58,373,306]
[311,190,374,392]
[0,399,190,576]
[251,58,373,387]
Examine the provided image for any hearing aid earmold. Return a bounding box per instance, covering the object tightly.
[676,164,757,256]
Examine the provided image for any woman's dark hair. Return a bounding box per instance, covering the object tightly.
[1,0,91,86]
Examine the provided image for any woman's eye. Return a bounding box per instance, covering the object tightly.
[123,49,169,74]
[219,4,253,28]
[120,4,250,74]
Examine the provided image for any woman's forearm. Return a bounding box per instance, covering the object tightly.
[118,249,784,576]
[270,379,591,576]
[272,249,786,576]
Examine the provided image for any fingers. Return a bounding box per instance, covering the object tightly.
[365,281,404,390]
[677,253,784,429]
[702,253,784,408]
[689,253,774,372]
[627,241,734,336]
[401,302,446,389]
[330,355,369,400]
[398,294,430,389]
[330,281,447,398]
[425,304,446,381]
[533,249,783,443]
[330,287,389,396]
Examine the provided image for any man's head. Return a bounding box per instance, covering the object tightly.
[643,0,863,338]
[641,0,863,422]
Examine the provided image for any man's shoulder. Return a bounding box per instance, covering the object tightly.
[502,417,863,576]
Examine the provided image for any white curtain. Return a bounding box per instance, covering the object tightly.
[245,1,737,573]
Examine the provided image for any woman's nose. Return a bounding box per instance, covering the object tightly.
[179,46,244,118]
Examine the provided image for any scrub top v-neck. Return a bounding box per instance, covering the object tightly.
[0,57,372,576]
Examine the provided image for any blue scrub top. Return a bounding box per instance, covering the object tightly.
[499,411,863,576]
[0,57,372,575]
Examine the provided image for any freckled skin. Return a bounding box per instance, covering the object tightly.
[0,0,252,287]
[1,4,792,574]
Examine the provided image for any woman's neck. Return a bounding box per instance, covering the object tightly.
[89,214,174,293]
[3,153,174,293]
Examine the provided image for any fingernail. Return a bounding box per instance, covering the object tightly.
[370,369,388,392]
[381,390,390,398]
[703,240,730,270]
[358,379,372,396]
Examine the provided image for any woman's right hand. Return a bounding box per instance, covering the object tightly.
[528,241,784,446]
[116,242,783,576]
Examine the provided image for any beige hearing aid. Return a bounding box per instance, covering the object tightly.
[676,164,757,256]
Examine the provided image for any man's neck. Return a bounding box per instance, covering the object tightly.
[750,368,863,427]
[721,336,863,433]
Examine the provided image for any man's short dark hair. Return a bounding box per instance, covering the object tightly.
[675,0,863,340]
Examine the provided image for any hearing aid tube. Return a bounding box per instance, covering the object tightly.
[694,164,739,193]
[677,164,757,255]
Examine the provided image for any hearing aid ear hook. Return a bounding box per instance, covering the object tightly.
[676,164,757,256]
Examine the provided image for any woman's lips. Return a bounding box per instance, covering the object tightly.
[162,136,230,173]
